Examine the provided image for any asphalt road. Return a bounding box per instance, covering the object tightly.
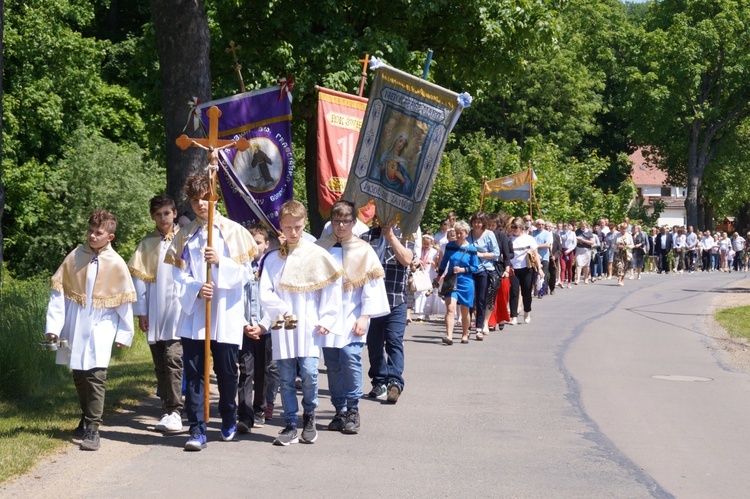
[2,271,748,498]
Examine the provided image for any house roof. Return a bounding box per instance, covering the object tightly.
[630,148,667,186]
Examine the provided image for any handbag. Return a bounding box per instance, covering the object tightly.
[409,267,432,293]
[438,273,458,297]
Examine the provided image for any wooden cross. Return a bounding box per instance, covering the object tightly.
[358,53,370,97]
[225,41,246,93]
[175,106,249,422]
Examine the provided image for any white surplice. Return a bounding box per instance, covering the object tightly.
[319,245,390,348]
[259,251,341,360]
[172,225,250,347]
[132,241,181,344]
[46,259,134,370]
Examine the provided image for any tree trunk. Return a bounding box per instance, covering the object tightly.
[0,0,5,282]
[149,0,212,217]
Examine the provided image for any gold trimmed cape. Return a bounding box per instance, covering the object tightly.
[127,226,178,283]
[50,243,137,309]
[277,238,344,293]
[164,213,257,270]
[316,233,385,291]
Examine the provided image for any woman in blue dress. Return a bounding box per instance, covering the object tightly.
[378,132,413,193]
[437,220,479,345]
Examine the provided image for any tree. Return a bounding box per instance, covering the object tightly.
[627,0,750,228]
[149,0,213,216]
[1,0,5,281]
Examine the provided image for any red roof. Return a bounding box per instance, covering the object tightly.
[630,148,667,186]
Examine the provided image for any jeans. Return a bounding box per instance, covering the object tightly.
[182,338,238,435]
[367,302,406,390]
[323,342,364,412]
[277,356,318,426]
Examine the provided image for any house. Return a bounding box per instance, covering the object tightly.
[629,148,687,227]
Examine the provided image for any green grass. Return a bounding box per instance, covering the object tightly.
[715,305,750,341]
[0,276,154,483]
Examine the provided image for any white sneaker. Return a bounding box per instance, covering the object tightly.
[508,317,518,326]
[165,412,183,432]
[155,414,170,432]
[524,313,531,324]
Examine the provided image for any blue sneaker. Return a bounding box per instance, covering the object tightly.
[184,432,206,451]
[221,424,237,442]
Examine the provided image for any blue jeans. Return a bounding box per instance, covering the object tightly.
[367,302,406,390]
[277,356,318,426]
[182,338,238,435]
[323,342,364,412]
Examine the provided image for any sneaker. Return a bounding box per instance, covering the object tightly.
[300,413,318,443]
[253,412,266,428]
[80,428,100,451]
[273,424,298,446]
[221,424,237,442]
[73,415,87,439]
[328,412,346,432]
[264,404,274,420]
[524,313,531,324]
[368,384,387,399]
[386,381,401,404]
[343,408,360,434]
[508,317,518,326]
[475,332,484,341]
[155,413,170,432]
[237,419,252,434]
[184,432,206,451]
[164,412,183,432]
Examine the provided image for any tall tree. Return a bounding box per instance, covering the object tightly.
[627,0,750,228]
[0,0,5,281]
[149,0,212,216]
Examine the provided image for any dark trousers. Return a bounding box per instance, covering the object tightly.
[73,368,107,430]
[658,252,670,273]
[509,267,534,317]
[182,338,238,434]
[238,334,278,422]
[367,302,406,390]
[472,269,488,328]
[702,250,711,271]
[734,250,744,271]
[548,258,557,292]
[149,339,183,415]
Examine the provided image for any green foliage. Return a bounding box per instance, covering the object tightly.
[3,129,160,277]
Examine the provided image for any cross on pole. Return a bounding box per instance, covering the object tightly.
[176,106,249,422]
[225,41,246,93]
[358,54,370,97]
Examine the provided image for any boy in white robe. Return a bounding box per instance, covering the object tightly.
[259,200,343,446]
[316,201,390,434]
[128,194,183,433]
[164,174,257,451]
[45,210,137,451]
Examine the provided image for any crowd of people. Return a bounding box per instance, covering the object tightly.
[40,182,747,454]
[408,212,748,341]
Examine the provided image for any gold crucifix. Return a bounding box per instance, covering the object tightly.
[175,105,249,422]
[225,40,246,93]
[358,53,370,97]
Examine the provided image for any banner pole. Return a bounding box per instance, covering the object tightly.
[480,176,486,212]
[422,49,434,80]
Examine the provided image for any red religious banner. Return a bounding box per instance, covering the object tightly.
[316,87,368,219]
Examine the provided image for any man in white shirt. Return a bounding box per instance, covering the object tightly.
[700,230,714,272]
[731,232,746,272]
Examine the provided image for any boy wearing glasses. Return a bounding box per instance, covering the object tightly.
[317,201,390,434]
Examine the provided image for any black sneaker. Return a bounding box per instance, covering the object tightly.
[80,428,100,451]
[342,408,360,434]
[327,412,346,432]
[237,419,252,434]
[368,384,387,399]
[386,381,402,404]
[73,415,86,439]
[273,424,298,446]
[300,412,317,444]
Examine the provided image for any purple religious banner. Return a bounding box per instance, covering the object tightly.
[198,86,293,232]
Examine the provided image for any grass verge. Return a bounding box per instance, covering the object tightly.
[715,305,750,341]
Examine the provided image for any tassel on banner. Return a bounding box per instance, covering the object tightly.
[277,76,295,103]
[183,97,202,132]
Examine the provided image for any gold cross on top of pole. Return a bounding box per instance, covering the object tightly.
[358,54,370,97]
[226,41,241,62]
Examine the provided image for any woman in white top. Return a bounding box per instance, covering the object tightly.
[508,217,543,325]
[719,232,730,271]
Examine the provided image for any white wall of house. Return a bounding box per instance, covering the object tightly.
[658,209,686,227]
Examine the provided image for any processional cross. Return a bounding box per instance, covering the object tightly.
[176,106,250,422]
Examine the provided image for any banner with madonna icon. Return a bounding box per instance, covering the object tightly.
[342,62,471,236]
[198,86,293,232]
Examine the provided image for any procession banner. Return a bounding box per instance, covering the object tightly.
[483,169,537,202]
[316,87,368,220]
[198,86,293,231]
[342,63,470,236]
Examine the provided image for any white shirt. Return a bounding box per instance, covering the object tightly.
[132,240,181,344]
[510,234,538,269]
[701,236,714,251]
